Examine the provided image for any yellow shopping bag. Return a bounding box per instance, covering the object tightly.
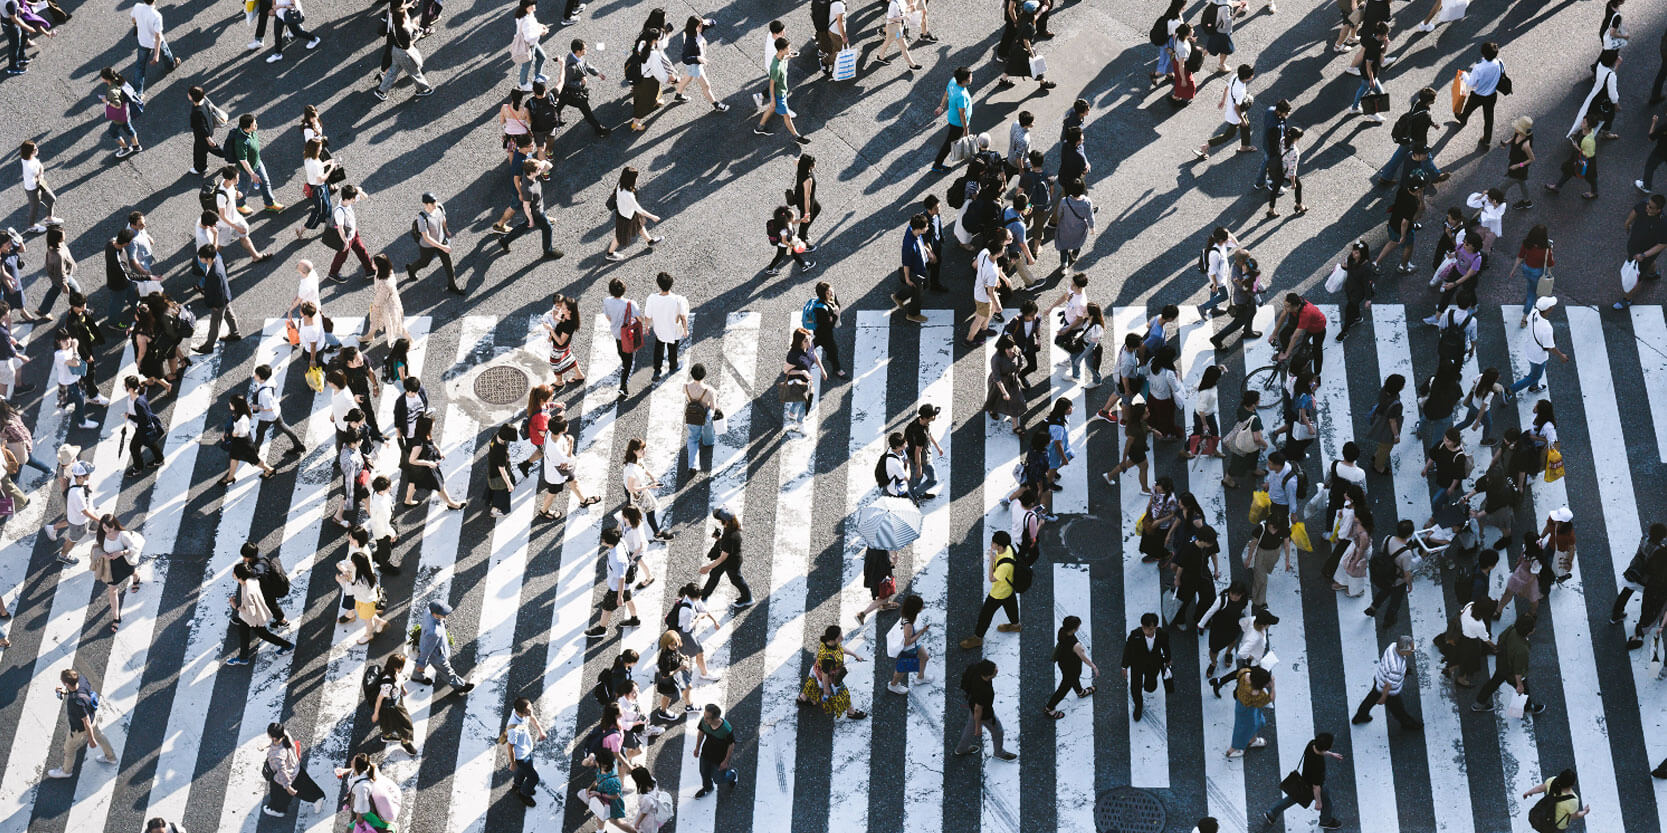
[1136,511,1148,535]
[1249,490,1272,524]
[1291,521,1314,552]
[304,364,325,393]
[1544,447,1565,483]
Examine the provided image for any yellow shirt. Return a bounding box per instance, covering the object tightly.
[1539,779,1578,830]
[990,547,1016,600]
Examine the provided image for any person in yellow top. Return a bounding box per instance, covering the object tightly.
[960,531,1021,649]
[1523,769,1589,830]
[1545,116,1599,200]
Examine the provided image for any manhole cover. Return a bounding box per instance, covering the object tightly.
[1062,518,1120,562]
[473,365,531,407]
[1095,786,1166,833]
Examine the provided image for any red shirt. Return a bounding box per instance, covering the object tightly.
[1518,244,1554,270]
[1296,302,1327,334]
[528,412,550,447]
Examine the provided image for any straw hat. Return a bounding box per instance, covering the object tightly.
[56,444,80,468]
[1513,115,1534,136]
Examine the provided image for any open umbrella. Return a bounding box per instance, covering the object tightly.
[852,496,924,550]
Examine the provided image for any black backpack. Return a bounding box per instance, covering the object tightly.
[1437,310,1472,363]
[1284,467,1309,501]
[1370,538,1409,589]
[1390,111,1415,145]
[199,178,221,213]
[1148,14,1170,46]
[946,176,971,210]
[362,663,387,702]
[1527,792,1573,833]
[810,0,832,32]
[591,667,616,706]
[624,51,644,83]
[1198,243,1214,276]
[664,598,689,630]
[874,452,896,490]
[1001,556,1034,594]
[1200,2,1219,30]
[265,554,291,596]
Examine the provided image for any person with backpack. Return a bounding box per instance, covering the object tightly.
[1242,514,1288,608]
[1523,769,1590,830]
[804,282,844,379]
[249,364,303,460]
[1611,523,1667,630]
[1194,64,1256,161]
[764,205,814,276]
[1148,0,1185,84]
[1366,519,1416,627]
[1374,87,1445,187]
[500,697,545,807]
[375,2,435,100]
[893,213,930,325]
[1421,427,1470,506]
[207,166,271,263]
[325,184,372,282]
[1362,374,1405,475]
[1120,612,1171,722]
[407,599,472,691]
[262,722,326,817]
[240,542,290,629]
[45,668,117,778]
[1199,581,1250,675]
[959,531,1024,649]
[369,654,419,756]
[338,754,400,830]
[227,560,293,666]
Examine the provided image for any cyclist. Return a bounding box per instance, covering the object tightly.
[1269,292,1327,377]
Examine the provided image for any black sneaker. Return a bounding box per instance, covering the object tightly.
[618,617,641,628]
[584,626,607,639]
[794,135,812,145]
[754,127,774,136]
[401,741,418,756]
[1470,702,1494,712]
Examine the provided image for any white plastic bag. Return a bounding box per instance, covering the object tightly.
[831,48,857,81]
[1029,55,1048,77]
[885,620,904,658]
[1436,0,1467,22]
[1505,691,1529,719]
[1324,263,1347,294]
[1622,258,1642,294]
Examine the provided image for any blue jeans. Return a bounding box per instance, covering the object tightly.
[1351,77,1383,108]
[518,44,548,86]
[1230,700,1265,750]
[1508,361,1545,395]
[909,460,938,500]
[1419,413,1453,445]
[36,273,80,317]
[106,283,139,324]
[1266,784,1335,826]
[4,21,24,70]
[1070,343,1102,382]
[785,400,807,425]
[237,160,277,207]
[1519,265,1544,317]
[1198,285,1229,316]
[1453,403,1492,442]
[1376,144,1441,184]
[132,40,176,97]
[305,183,333,229]
[59,381,87,415]
[685,420,713,470]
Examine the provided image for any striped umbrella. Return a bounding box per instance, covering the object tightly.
[852,496,924,550]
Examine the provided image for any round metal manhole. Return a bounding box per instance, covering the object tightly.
[1095,786,1166,833]
[472,365,531,407]
[1062,518,1121,562]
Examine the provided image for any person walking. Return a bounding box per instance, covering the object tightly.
[326,185,373,282]
[953,659,1018,760]
[1194,65,1256,161]
[699,507,752,610]
[129,0,179,96]
[642,271,688,382]
[755,37,809,144]
[405,193,458,294]
[931,67,974,172]
[805,281,844,378]
[226,560,293,665]
[893,214,930,324]
[1472,614,1545,714]
[369,654,419,756]
[604,166,663,262]
[1507,297,1568,397]
[363,254,409,346]
[375,3,435,101]
[18,141,62,234]
[1042,614,1097,719]
[797,624,869,720]
[261,723,326,817]
[510,0,549,91]
[585,526,643,638]
[1545,116,1600,200]
[90,515,139,632]
[886,593,932,694]
[1242,515,1288,608]
[1225,665,1273,757]
[602,278,642,398]
[692,704,739,797]
[674,16,729,111]
[1262,733,1345,829]
[43,669,118,778]
[249,364,303,458]
[1120,612,1172,722]
[959,531,1022,649]
[1453,42,1503,149]
[410,599,474,692]
[222,396,277,483]
[555,40,611,136]
[1351,635,1423,729]
[267,0,320,61]
[191,245,241,353]
[683,363,716,477]
[502,697,546,806]
[1522,769,1590,830]
[239,542,289,628]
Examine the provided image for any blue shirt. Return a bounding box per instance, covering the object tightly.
[945,81,971,127]
[1464,58,1502,97]
[901,229,929,275]
[1265,462,1298,508]
[505,714,534,761]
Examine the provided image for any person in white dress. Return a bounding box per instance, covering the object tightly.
[363,254,409,346]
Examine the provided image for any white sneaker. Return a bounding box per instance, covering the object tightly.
[43,216,63,225]
[1367,114,1385,124]
[1382,55,1398,67]
[24,224,45,235]
[266,53,283,63]
[97,754,118,764]
[1416,22,1434,32]
[306,37,321,49]
[90,395,110,406]
[80,419,100,429]
[887,682,909,695]
[311,799,325,813]
[44,768,71,779]
[246,39,262,50]
[699,672,721,682]
[518,83,533,92]
[263,805,285,817]
[1266,1,1276,10]
[1343,65,1361,76]
[1638,180,1653,194]
[44,525,58,541]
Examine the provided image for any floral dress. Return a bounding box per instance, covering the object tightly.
[367,273,409,343]
[799,642,850,716]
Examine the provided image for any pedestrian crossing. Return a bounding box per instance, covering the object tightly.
[2,303,1667,833]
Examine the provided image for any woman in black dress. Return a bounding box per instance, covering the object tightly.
[130,306,173,397]
[790,155,822,248]
[93,514,139,632]
[485,424,517,518]
[996,5,1057,92]
[333,345,383,439]
[223,395,277,483]
[1199,580,1250,674]
[402,415,463,509]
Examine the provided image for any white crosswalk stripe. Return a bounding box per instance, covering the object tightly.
[6,306,1667,833]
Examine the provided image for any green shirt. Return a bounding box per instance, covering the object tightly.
[1497,625,1530,678]
[236,129,262,168]
[768,56,788,98]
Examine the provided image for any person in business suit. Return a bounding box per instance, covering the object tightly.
[121,375,164,475]
[1120,611,1171,722]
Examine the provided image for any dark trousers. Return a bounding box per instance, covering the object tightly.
[127,428,164,470]
[1475,669,1532,708]
[1456,91,1497,142]
[652,338,679,375]
[563,0,582,18]
[304,183,332,229]
[1369,582,1407,624]
[1047,665,1085,710]
[973,593,1019,636]
[701,560,752,604]
[193,136,214,172]
[236,620,293,659]
[698,753,732,791]
[1128,666,1160,707]
[272,9,315,53]
[261,588,288,624]
[4,21,24,70]
[1354,684,1418,726]
[512,756,540,797]
[253,0,274,40]
[1211,302,1257,348]
[1175,579,1215,627]
[933,124,966,168]
[814,335,842,376]
[616,339,634,391]
[1340,298,1365,335]
[897,277,923,316]
[407,245,457,287]
[766,245,810,271]
[1643,150,1667,191]
[502,212,554,254]
[255,416,304,453]
[1205,120,1252,149]
[266,767,326,813]
[1553,151,1598,193]
[488,484,511,514]
[374,535,395,570]
[1322,537,1350,582]
[557,90,606,133]
[329,232,374,278]
[1654,59,1667,102]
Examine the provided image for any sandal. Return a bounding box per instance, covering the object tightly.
[847,709,868,720]
[580,497,601,507]
[261,469,277,479]
[1079,686,1096,697]
[1044,708,1065,719]
[634,577,656,590]
[855,610,868,625]
[337,614,355,624]
[110,618,120,633]
[220,476,235,485]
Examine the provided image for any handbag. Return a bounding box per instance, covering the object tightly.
[1324,263,1347,294]
[1135,511,1148,535]
[712,409,727,436]
[1223,416,1259,455]
[90,553,114,584]
[1536,268,1556,298]
[1544,446,1564,483]
[779,378,810,404]
[620,302,644,354]
[885,620,905,657]
[832,47,858,81]
[1290,522,1313,552]
[1029,55,1048,77]
[1257,650,1279,671]
[1160,590,1182,626]
[1186,433,1220,457]
[1360,91,1391,115]
[285,318,301,347]
[323,225,347,251]
[876,576,897,599]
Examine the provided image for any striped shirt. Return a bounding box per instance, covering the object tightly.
[1373,644,1408,695]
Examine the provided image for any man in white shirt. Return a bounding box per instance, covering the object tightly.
[45,462,98,565]
[1452,41,1504,149]
[129,0,178,97]
[816,0,847,78]
[327,184,374,282]
[585,526,640,637]
[641,271,689,382]
[1195,64,1255,160]
[214,166,269,261]
[366,476,398,572]
[328,370,356,441]
[880,433,910,497]
[1197,226,1238,318]
[1350,635,1422,730]
[404,193,457,294]
[1506,296,1567,397]
[964,232,1008,344]
[250,363,304,457]
[18,141,61,234]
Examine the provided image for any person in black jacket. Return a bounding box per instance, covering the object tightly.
[1263,733,1345,829]
[1373,87,1452,188]
[1252,98,1291,190]
[1120,612,1171,721]
[59,292,105,401]
[186,86,220,175]
[240,542,290,628]
[122,375,164,475]
[1059,125,1088,187]
[699,508,752,610]
[191,245,241,353]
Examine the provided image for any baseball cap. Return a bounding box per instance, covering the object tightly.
[421,192,439,205]
[70,461,92,477]
[429,600,453,617]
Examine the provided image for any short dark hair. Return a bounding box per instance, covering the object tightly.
[953,66,972,85]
